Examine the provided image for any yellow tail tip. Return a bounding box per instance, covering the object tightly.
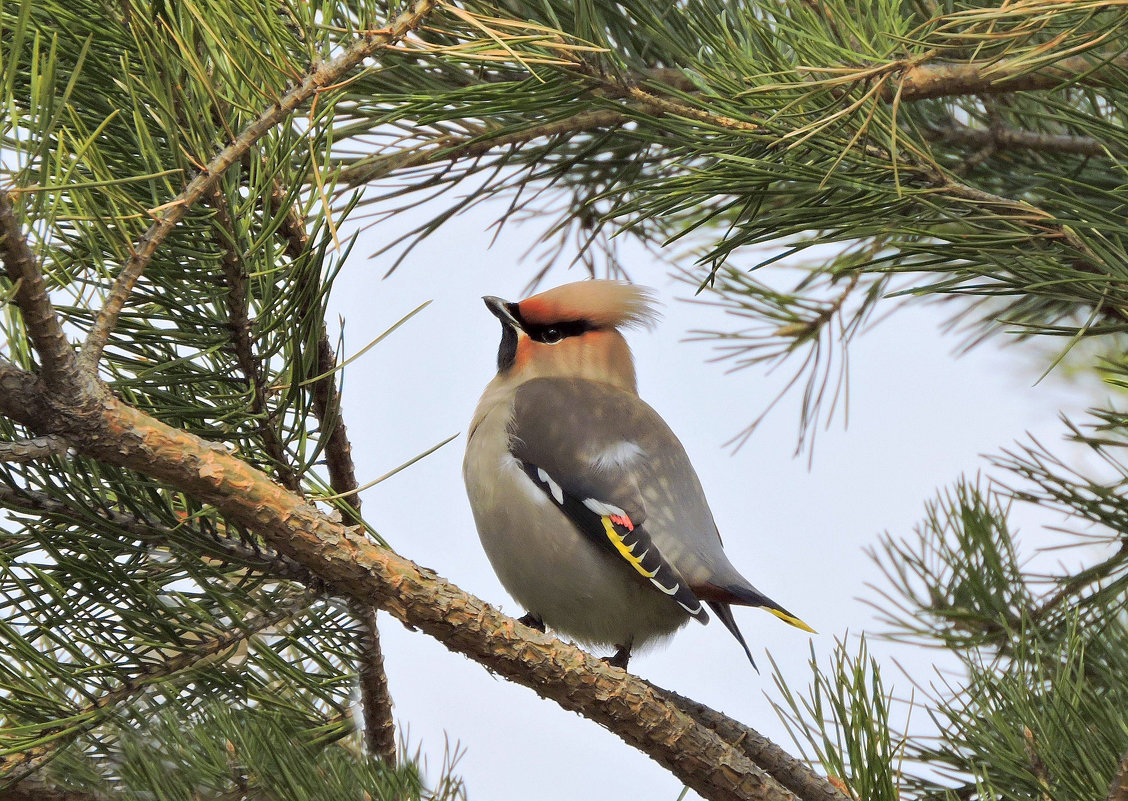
[768,607,817,634]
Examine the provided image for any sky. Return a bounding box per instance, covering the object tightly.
[326,204,1096,800]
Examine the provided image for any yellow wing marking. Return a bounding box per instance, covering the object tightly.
[767,607,817,633]
[601,516,657,579]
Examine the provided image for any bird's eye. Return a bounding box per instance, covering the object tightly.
[540,327,564,344]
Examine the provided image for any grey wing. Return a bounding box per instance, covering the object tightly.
[509,377,727,620]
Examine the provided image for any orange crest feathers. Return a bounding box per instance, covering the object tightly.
[517,280,660,329]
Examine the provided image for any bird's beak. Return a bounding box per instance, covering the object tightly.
[482,296,524,332]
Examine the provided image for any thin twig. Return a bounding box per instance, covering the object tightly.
[267,181,361,516]
[268,178,397,763]
[338,108,628,188]
[211,188,302,494]
[924,121,1111,158]
[79,0,442,369]
[312,335,364,519]
[0,191,81,393]
[353,603,397,763]
[1023,726,1052,801]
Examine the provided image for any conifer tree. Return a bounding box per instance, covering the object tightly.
[0,1,1125,800]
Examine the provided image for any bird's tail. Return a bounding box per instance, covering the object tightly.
[701,582,816,633]
[707,601,757,671]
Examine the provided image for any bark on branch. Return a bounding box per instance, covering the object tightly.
[0,192,81,393]
[890,51,1128,102]
[923,121,1111,158]
[266,176,398,763]
[0,434,69,462]
[1108,747,1128,801]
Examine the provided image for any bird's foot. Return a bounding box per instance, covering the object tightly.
[517,612,545,632]
[603,643,631,670]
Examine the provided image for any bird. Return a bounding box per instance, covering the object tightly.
[463,279,813,670]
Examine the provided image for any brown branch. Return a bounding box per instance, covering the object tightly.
[0,371,803,801]
[653,685,849,801]
[0,191,81,393]
[923,121,1112,157]
[269,180,398,763]
[0,780,101,801]
[268,182,361,520]
[573,66,1112,281]
[278,188,397,764]
[311,335,364,519]
[338,108,629,188]
[338,47,1127,193]
[79,0,442,369]
[891,51,1128,102]
[647,52,1128,104]
[353,603,397,764]
[211,188,302,494]
[0,434,69,462]
[1108,747,1128,801]
[0,581,316,783]
[1023,726,1052,801]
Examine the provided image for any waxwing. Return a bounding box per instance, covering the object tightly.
[463,279,813,669]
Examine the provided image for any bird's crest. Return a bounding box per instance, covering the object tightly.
[518,280,659,330]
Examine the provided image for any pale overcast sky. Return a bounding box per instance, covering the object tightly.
[329,202,1093,800]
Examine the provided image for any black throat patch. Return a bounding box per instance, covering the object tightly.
[496,324,518,371]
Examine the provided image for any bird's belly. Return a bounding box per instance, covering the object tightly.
[464,444,688,649]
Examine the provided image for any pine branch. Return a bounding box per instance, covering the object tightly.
[270,182,399,765]
[1109,748,1128,801]
[0,434,68,462]
[923,120,1111,157]
[312,335,364,518]
[0,369,808,801]
[0,580,316,783]
[267,176,397,763]
[890,51,1128,102]
[0,484,316,585]
[353,603,397,764]
[336,44,1126,194]
[337,108,628,189]
[565,64,1117,300]
[78,0,442,369]
[211,187,302,494]
[0,191,80,393]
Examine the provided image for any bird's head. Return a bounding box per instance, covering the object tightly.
[483,280,658,393]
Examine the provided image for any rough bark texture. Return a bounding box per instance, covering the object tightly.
[1109,748,1128,801]
[894,52,1128,101]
